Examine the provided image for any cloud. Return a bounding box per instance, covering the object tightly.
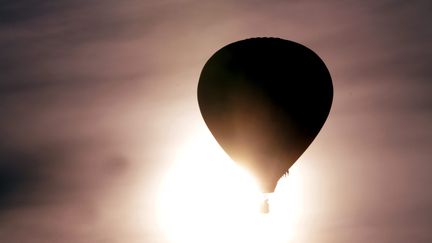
[0,0,431,242]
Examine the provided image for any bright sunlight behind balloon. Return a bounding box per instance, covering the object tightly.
[157,132,303,243]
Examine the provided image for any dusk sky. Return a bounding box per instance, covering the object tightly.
[1,1,431,243]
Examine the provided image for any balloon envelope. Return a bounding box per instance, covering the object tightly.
[198,38,333,192]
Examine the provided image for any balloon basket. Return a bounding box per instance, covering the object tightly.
[260,193,272,214]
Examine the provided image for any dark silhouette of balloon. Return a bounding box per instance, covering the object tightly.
[198,37,333,193]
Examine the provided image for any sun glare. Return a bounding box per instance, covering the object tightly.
[157,132,303,243]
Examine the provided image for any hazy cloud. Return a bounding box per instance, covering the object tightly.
[0,0,431,242]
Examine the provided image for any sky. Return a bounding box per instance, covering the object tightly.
[0,0,431,242]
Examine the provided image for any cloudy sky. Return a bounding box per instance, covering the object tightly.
[0,1,431,242]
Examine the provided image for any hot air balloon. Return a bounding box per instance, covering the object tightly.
[197,37,333,212]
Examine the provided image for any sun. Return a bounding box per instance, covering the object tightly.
[156,132,303,243]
